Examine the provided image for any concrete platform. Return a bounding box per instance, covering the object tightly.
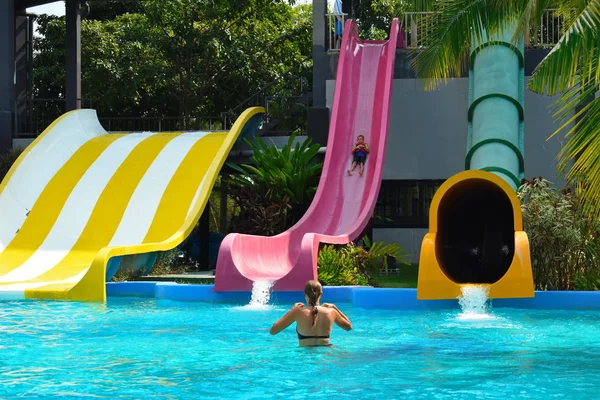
[136,271,215,284]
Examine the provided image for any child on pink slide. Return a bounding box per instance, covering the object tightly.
[347,135,369,176]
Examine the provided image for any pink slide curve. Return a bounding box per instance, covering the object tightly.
[214,18,399,292]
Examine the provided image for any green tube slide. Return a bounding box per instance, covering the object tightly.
[466,24,525,189]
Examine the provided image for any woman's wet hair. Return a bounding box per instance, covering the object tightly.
[304,280,322,326]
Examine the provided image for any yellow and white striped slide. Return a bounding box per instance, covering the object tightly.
[0,107,263,301]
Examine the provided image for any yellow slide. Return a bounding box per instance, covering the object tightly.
[0,107,264,301]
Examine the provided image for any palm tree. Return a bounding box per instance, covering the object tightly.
[410,0,600,216]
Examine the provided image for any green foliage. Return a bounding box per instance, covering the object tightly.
[573,268,600,291]
[226,134,322,235]
[84,0,144,21]
[317,244,369,286]
[352,0,435,39]
[317,237,409,286]
[362,235,409,273]
[33,1,312,119]
[0,147,24,183]
[518,177,600,290]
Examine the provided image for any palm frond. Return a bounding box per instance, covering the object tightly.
[554,0,593,28]
[529,0,600,95]
[547,92,600,216]
[410,0,528,90]
[490,0,557,43]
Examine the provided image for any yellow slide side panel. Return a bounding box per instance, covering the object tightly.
[417,233,462,300]
[489,231,534,299]
[417,169,534,301]
[417,231,534,300]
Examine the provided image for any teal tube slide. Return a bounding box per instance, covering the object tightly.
[467,24,525,189]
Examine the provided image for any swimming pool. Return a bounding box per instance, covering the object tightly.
[1,298,599,399]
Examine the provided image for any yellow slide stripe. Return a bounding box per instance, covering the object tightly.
[23,134,182,293]
[143,132,227,243]
[0,135,122,275]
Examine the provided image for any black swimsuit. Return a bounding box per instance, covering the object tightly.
[297,306,330,340]
[297,327,330,340]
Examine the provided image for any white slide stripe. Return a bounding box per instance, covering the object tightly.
[0,110,106,252]
[184,133,227,220]
[185,177,208,221]
[108,131,210,247]
[0,133,157,283]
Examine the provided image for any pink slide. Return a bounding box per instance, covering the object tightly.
[214,19,399,292]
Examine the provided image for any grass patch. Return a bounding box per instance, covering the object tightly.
[372,263,419,288]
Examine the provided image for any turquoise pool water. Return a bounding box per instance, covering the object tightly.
[1,298,599,399]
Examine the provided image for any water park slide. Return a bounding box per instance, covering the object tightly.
[0,107,264,302]
[214,19,400,292]
[417,23,534,300]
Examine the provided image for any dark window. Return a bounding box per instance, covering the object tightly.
[373,180,445,228]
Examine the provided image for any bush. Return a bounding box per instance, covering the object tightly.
[226,186,293,236]
[317,244,369,286]
[317,237,409,286]
[227,134,322,236]
[518,177,600,290]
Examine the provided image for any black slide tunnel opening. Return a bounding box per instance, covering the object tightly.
[436,179,515,284]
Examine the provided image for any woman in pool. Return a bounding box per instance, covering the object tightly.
[269,280,352,346]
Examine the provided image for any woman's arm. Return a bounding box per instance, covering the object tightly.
[269,303,303,335]
[323,303,352,331]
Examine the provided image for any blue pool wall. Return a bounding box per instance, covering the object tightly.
[106,283,600,310]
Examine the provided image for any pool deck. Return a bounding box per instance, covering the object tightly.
[107,282,600,310]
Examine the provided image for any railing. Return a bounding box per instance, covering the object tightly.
[402,9,566,49]
[326,9,566,52]
[13,98,225,136]
[530,9,567,48]
[402,11,437,49]
[98,116,224,132]
[14,98,93,138]
[326,13,348,51]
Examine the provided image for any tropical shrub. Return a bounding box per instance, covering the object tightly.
[227,133,322,235]
[317,244,368,286]
[317,237,409,286]
[518,177,600,290]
